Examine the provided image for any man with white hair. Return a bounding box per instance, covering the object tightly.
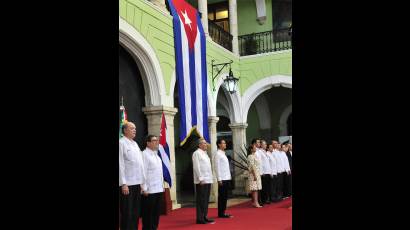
[119,122,146,230]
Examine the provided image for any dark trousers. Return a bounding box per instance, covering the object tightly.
[276,173,285,200]
[120,185,141,230]
[284,174,292,197]
[257,175,262,205]
[141,192,163,230]
[195,183,211,222]
[270,175,278,201]
[218,180,230,216]
[261,174,272,204]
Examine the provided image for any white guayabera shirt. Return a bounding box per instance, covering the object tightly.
[213,149,232,182]
[141,148,164,194]
[119,137,146,186]
[192,148,213,184]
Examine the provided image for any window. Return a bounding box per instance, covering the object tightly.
[272,0,292,30]
[208,1,230,33]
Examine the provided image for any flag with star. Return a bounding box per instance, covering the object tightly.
[167,0,210,146]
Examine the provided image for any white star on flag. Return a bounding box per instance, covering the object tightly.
[181,9,192,30]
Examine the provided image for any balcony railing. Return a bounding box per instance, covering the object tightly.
[208,20,232,51]
[238,28,292,56]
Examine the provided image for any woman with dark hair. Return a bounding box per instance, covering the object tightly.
[247,144,262,208]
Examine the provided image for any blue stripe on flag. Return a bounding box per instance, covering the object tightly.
[189,50,197,126]
[197,13,210,142]
[160,144,172,187]
[168,0,187,142]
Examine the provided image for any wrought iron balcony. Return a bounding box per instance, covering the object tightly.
[238,28,292,56]
[208,20,233,51]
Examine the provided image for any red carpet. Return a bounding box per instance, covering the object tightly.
[151,198,292,230]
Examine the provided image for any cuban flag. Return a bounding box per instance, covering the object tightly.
[168,0,210,145]
[159,113,172,187]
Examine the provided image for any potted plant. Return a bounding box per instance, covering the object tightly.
[230,145,251,195]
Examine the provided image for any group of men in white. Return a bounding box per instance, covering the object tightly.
[118,121,292,229]
[191,137,292,224]
[252,138,292,206]
[119,121,165,230]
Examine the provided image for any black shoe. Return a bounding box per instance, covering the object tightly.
[218,214,233,218]
[205,218,215,223]
[196,220,207,224]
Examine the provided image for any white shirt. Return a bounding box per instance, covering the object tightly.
[267,151,278,175]
[259,149,272,175]
[192,148,213,184]
[213,149,232,182]
[280,151,291,173]
[119,137,145,186]
[255,148,263,164]
[272,149,285,173]
[141,148,164,194]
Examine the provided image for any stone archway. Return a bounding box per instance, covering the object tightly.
[119,18,167,107]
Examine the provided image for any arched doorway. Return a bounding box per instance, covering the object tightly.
[173,81,201,207]
[246,86,292,143]
[241,75,292,143]
[287,113,292,136]
[119,45,147,146]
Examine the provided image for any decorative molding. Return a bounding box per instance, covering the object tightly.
[119,18,167,107]
[142,106,178,116]
[254,0,267,25]
[242,75,292,124]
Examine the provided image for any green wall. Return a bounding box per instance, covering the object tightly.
[239,50,292,95]
[120,0,175,95]
[237,0,273,36]
[120,0,291,97]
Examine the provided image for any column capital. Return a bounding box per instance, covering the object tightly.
[208,116,220,123]
[229,123,248,129]
[142,106,178,116]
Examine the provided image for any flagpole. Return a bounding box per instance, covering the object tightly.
[120,96,124,110]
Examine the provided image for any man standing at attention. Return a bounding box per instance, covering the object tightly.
[213,139,233,218]
[119,122,146,230]
[192,138,215,224]
[141,135,164,230]
[259,140,272,204]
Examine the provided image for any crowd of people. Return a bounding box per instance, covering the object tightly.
[190,137,292,225]
[247,138,292,208]
[119,121,292,229]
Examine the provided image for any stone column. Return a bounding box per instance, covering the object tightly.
[207,116,219,203]
[142,106,181,209]
[229,123,248,196]
[198,0,209,37]
[229,0,239,55]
